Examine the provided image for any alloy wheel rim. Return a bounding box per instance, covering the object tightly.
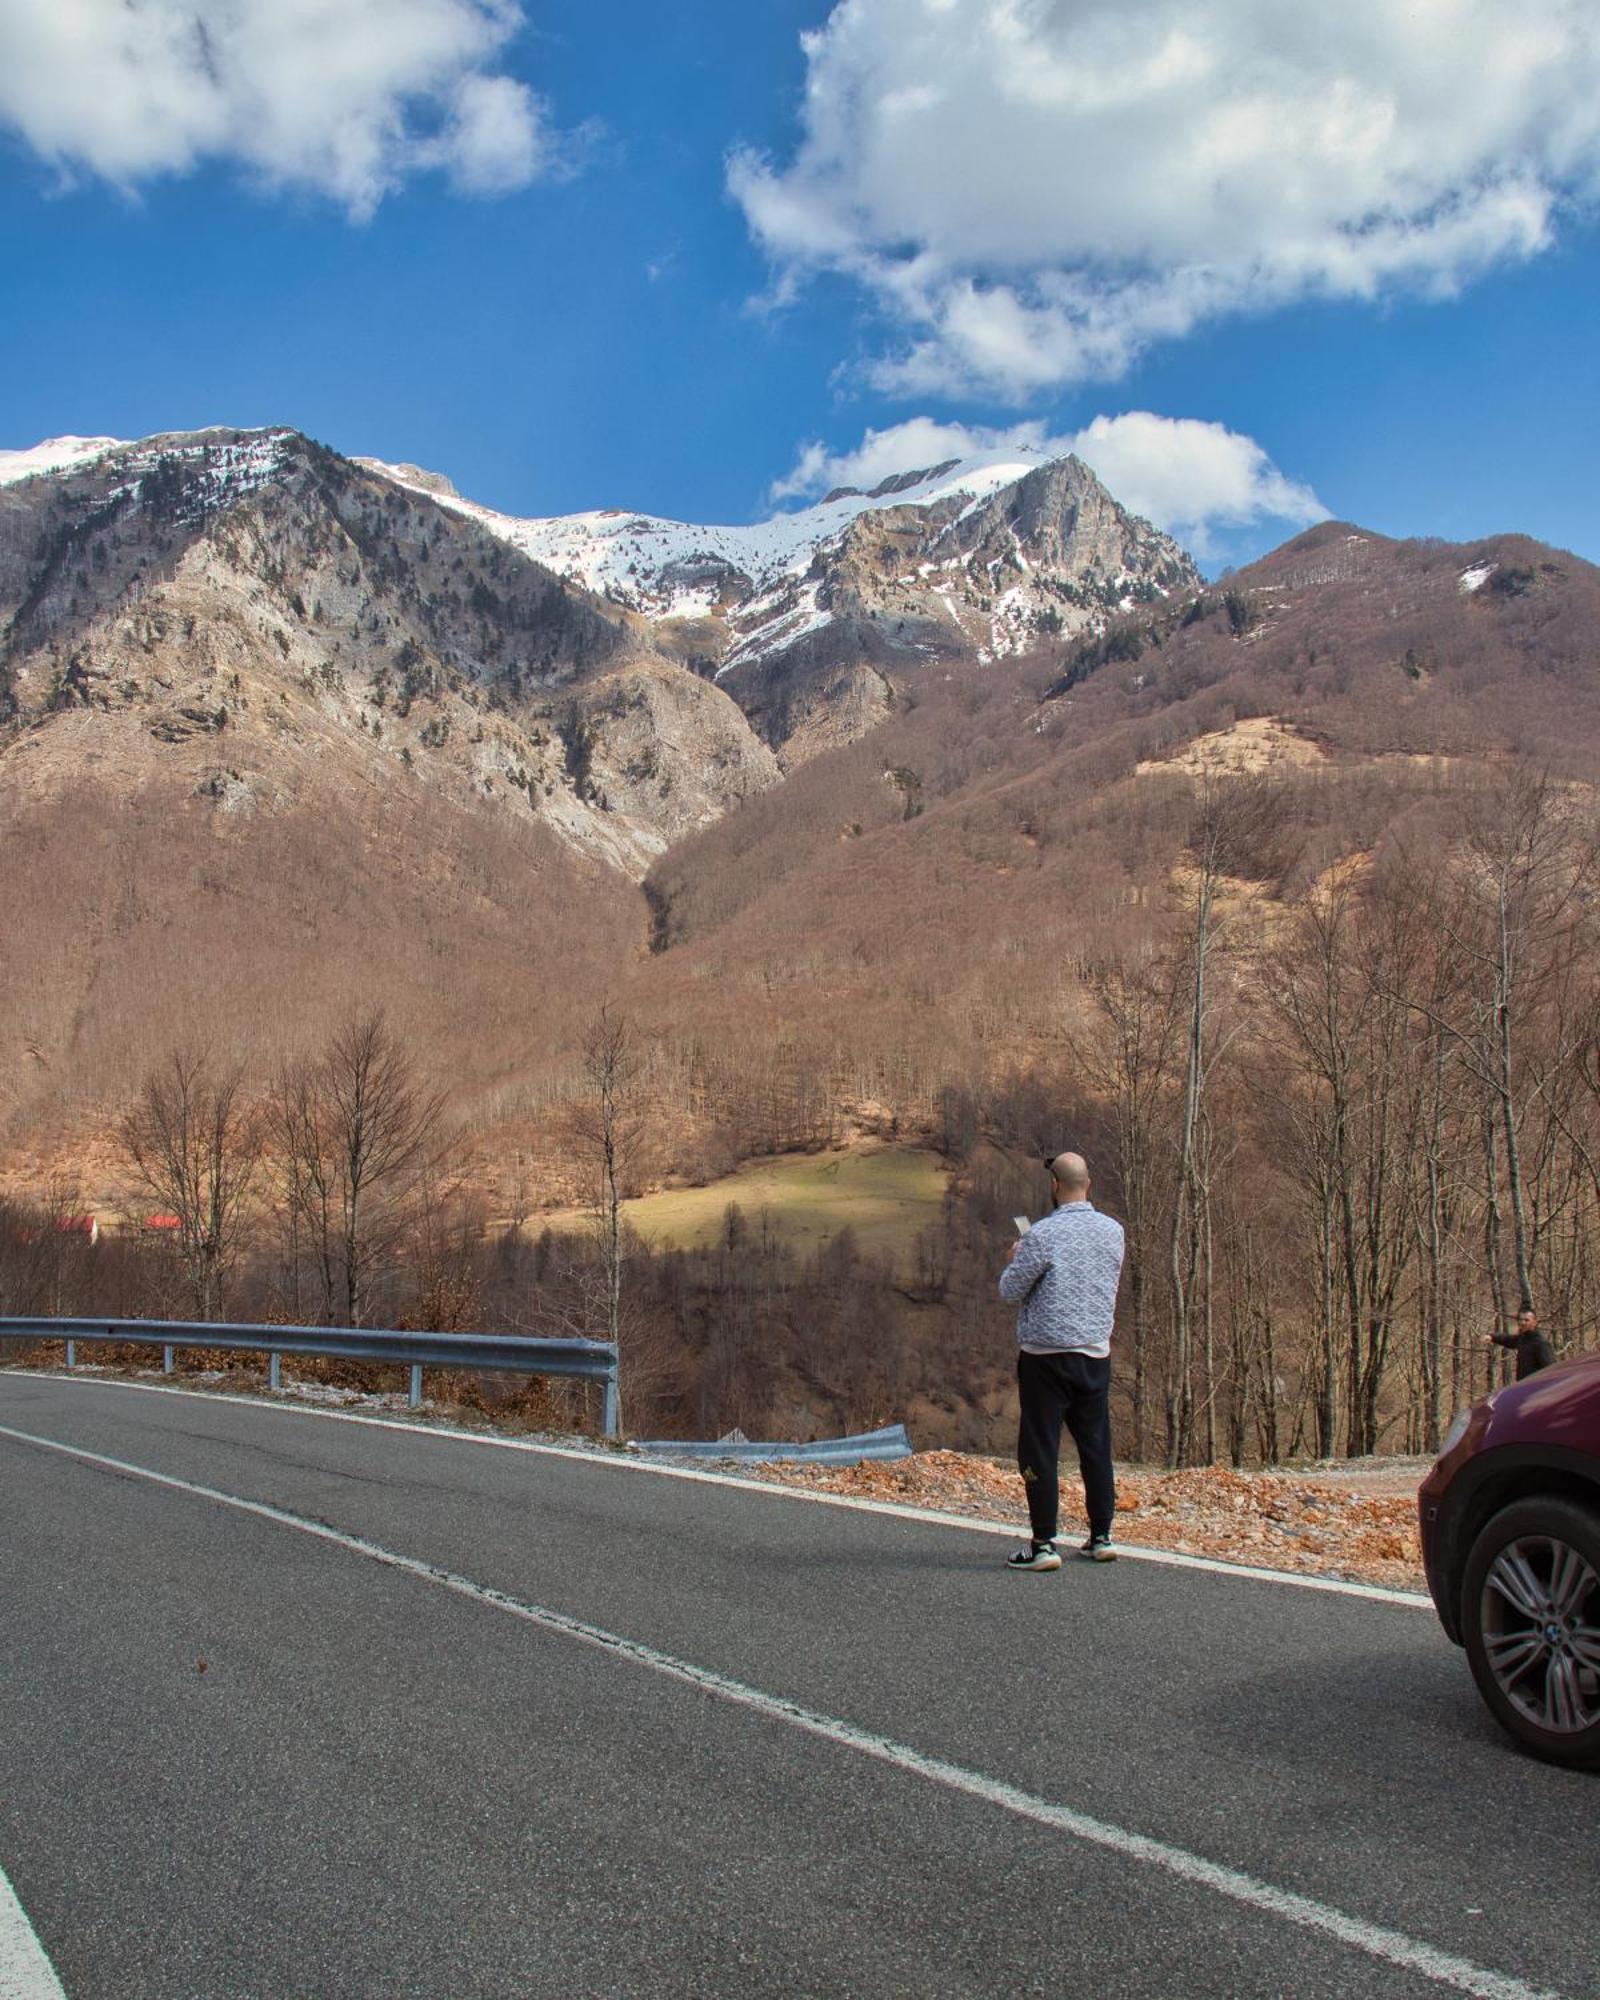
[1481,1535,1600,1735]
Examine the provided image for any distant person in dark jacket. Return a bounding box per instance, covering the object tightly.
[1488,1308,1556,1381]
[998,1150,1124,1571]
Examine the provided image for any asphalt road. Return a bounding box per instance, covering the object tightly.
[1,1372,1596,2000]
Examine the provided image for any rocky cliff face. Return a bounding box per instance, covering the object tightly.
[0,428,778,877]
[716,456,1196,758]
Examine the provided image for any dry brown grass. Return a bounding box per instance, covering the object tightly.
[1134,715,1325,778]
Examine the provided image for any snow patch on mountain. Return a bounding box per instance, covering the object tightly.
[0,436,126,486]
[716,580,831,678]
[118,430,298,505]
[367,448,1056,615]
[1,427,295,506]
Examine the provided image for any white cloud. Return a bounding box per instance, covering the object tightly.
[773,412,1328,558]
[435,72,547,195]
[769,414,1042,500]
[731,0,1600,396]
[0,0,558,215]
[1066,414,1327,557]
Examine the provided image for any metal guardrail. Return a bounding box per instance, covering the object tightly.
[634,1423,912,1467]
[0,1317,621,1437]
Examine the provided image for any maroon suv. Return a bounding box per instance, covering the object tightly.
[1419,1352,1600,1768]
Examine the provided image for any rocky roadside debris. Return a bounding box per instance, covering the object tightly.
[752,1451,1430,1593]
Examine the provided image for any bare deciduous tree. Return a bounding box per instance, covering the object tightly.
[566,1003,646,1424]
[120,1049,261,1319]
[1163,772,1284,1464]
[268,1012,446,1326]
[1075,950,1181,1461]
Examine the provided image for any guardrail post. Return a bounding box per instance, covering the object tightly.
[163,1345,174,1376]
[269,1352,281,1392]
[602,1367,620,1440]
[409,1364,422,1410]
[65,1339,75,1370]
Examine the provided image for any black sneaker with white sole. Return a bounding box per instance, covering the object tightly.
[1080,1534,1117,1562]
[1006,1540,1062,1571]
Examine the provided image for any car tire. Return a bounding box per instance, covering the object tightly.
[1461,1496,1600,1770]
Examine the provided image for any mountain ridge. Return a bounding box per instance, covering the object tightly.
[6,430,1201,686]
[0,424,1202,800]
[359,441,1200,691]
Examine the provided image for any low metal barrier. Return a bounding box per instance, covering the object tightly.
[0,1317,621,1437]
[634,1422,912,1467]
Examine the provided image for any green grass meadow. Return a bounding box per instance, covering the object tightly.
[539,1146,950,1267]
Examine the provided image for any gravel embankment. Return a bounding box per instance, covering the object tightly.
[753,1451,1430,1591]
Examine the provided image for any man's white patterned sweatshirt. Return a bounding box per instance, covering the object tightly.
[998,1201,1125,1356]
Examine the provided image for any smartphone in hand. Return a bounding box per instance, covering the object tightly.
[1013,1216,1031,1237]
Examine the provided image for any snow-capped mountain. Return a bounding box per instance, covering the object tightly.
[361,445,1199,685]
[8,427,1198,689]
[0,425,778,878]
[0,428,302,486]
[364,450,1057,632]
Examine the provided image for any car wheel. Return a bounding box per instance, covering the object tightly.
[1461,1496,1600,1770]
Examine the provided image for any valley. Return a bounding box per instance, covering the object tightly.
[4,426,1600,1461]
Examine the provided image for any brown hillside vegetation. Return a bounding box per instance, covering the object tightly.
[634,521,1600,1093]
[0,702,643,1163]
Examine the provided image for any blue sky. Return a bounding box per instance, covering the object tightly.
[2,0,1598,573]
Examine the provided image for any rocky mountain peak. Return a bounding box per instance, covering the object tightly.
[353,456,460,500]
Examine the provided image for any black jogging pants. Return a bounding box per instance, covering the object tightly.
[1017,1348,1115,1544]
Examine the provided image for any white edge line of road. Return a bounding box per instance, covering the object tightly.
[7,1369,1431,1608]
[0,1860,68,2000]
[0,1419,1553,2000]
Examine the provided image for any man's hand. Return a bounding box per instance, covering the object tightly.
[1005,1240,1021,1264]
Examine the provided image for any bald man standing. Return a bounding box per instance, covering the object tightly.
[998,1151,1125,1570]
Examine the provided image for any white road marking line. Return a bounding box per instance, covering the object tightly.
[5,1372,1431,1608]
[0,1861,67,2000]
[0,1420,1551,2000]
